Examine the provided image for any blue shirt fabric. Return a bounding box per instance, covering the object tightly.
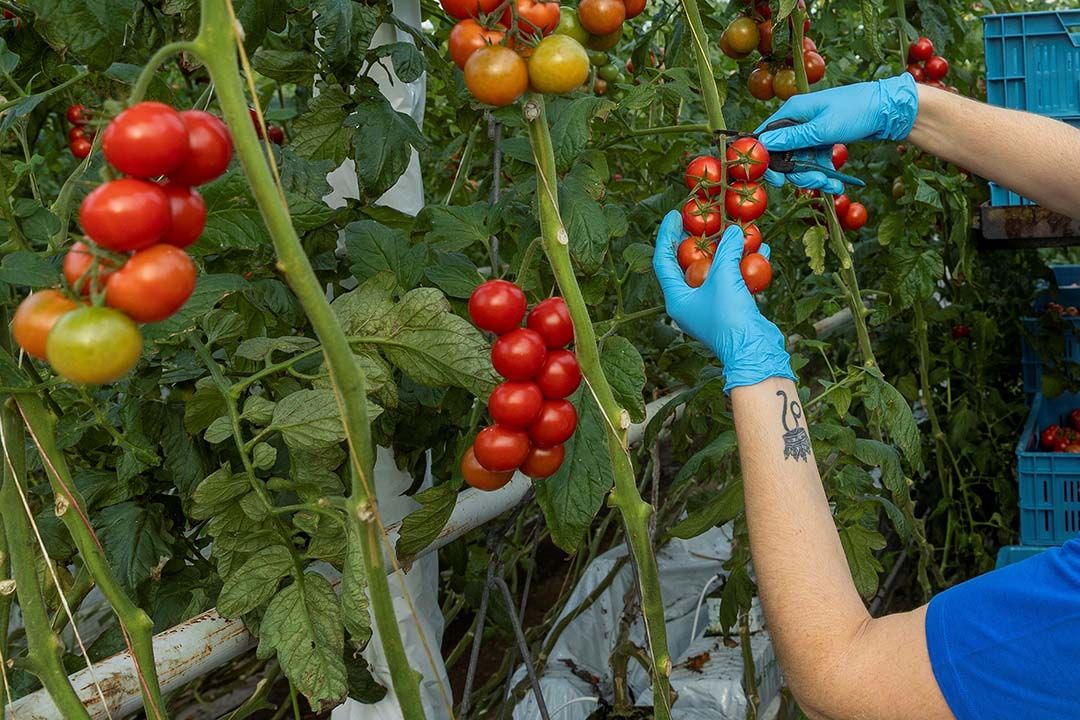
[925,539,1080,720]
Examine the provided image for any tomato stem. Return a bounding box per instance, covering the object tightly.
[677,0,725,132]
[524,93,674,719]
[130,42,196,105]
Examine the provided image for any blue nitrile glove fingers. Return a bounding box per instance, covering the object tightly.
[653,212,796,392]
[754,74,918,193]
[762,146,845,195]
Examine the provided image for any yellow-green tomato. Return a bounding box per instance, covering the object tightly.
[528,35,589,94]
[587,24,622,51]
[555,7,589,45]
[46,306,142,385]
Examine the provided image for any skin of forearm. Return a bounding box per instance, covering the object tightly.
[907,85,1080,218]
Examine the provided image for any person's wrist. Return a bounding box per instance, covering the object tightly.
[875,73,920,141]
[718,320,796,394]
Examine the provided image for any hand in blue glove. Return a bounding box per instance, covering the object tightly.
[756,74,920,193]
[652,211,796,392]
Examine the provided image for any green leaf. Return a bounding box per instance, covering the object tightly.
[372,42,425,83]
[27,0,137,69]
[672,431,738,487]
[204,416,233,444]
[622,243,653,273]
[192,467,250,520]
[218,545,294,618]
[75,469,147,511]
[184,382,227,434]
[344,652,387,703]
[669,478,742,539]
[551,96,615,170]
[395,482,459,564]
[861,377,922,471]
[600,336,646,423]
[201,208,270,252]
[290,86,352,164]
[94,502,173,594]
[256,573,347,711]
[560,169,609,274]
[0,38,19,73]
[424,203,490,252]
[914,178,942,209]
[838,524,885,597]
[0,252,59,288]
[424,252,483,299]
[534,388,614,552]
[312,0,382,78]
[341,519,373,645]
[888,246,940,306]
[236,336,320,363]
[252,443,277,470]
[343,220,426,290]
[852,438,905,497]
[776,0,799,22]
[14,203,61,243]
[272,390,346,451]
[252,44,319,85]
[349,94,427,199]
[877,213,905,246]
[143,274,248,341]
[802,226,826,275]
[861,0,885,62]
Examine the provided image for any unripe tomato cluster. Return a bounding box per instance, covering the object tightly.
[678,136,772,294]
[904,36,956,93]
[443,0,646,108]
[721,0,824,102]
[66,104,94,159]
[463,281,581,491]
[12,101,233,385]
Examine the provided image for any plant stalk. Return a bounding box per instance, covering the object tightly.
[524,94,673,718]
[191,2,425,715]
[677,0,725,131]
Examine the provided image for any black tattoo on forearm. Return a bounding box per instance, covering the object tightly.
[777,390,811,462]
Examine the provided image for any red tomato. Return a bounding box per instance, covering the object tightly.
[833,193,850,217]
[536,349,581,399]
[577,0,624,35]
[677,236,715,270]
[167,111,233,186]
[747,66,775,100]
[106,244,197,323]
[802,50,826,84]
[521,444,565,478]
[681,197,722,236]
[79,178,171,252]
[12,290,79,359]
[102,102,189,178]
[249,108,264,139]
[507,0,560,36]
[908,36,934,63]
[831,143,848,170]
[527,297,574,347]
[66,104,91,126]
[1041,425,1063,450]
[622,0,646,20]
[841,202,868,231]
[469,279,527,334]
[1069,409,1080,432]
[726,137,769,182]
[802,36,817,52]
[441,0,501,19]
[684,257,711,288]
[68,126,91,143]
[925,56,949,81]
[461,446,513,490]
[474,424,531,471]
[63,241,119,295]
[45,307,142,385]
[465,45,530,107]
[741,223,762,255]
[488,381,544,428]
[492,328,547,380]
[906,63,926,82]
[70,138,92,159]
[449,19,506,69]
[1054,436,1070,452]
[684,155,723,197]
[528,399,577,447]
[740,253,772,293]
[267,125,286,145]
[161,183,207,249]
[725,181,768,223]
[757,19,773,54]
[951,324,972,340]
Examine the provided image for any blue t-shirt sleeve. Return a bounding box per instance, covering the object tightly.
[925,539,1080,720]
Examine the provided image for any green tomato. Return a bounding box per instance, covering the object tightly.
[45,307,142,385]
[555,7,589,45]
[597,63,620,82]
[587,49,609,66]
[587,24,622,51]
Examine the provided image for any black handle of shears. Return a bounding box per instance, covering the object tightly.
[760,119,801,173]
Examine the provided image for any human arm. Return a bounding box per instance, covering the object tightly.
[756,74,1080,218]
[651,214,953,719]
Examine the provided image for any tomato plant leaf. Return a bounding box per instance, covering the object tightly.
[290,85,353,164]
[252,40,319,86]
[12,200,61,243]
[717,560,753,634]
[424,252,483,299]
[236,336,320,363]
[560,169,610,274]
[776,0,798,22]
[218,545,294,618]
[550,96,615,171]
[0,251,58,288]
[877,213,905,246]
[27,0,136,69]
[801,226,826,275]
[423,203,491,252]
[192,467,249,520]
[94,501,174,594]
[349,94,427,200]
[252,443,277,470]
[622,243,654,274]
[343,220,427,290]
[75,468,147,511]
[312,0,383,78]
[860,0,885,62]
[600,335,647,423]
[344,652,387,703]
[672,430,738,488]
[184,381,228,435]
[143,274,248,342]
[534,388,614,553]
[669,478,743,539]
[0,38,18,73]
[372,42,425,84]
[204,416,234,445]
[838,523,885,597]
[341,518,373,645]
[851,438,904,497]
[888,246,940,306]
[256,572,348,711]
[860,376,923,473]
[271,389,347,451]
[395,481,460,565]
[162,412,205,499]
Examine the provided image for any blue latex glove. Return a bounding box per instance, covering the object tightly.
[652,211,796,392]
[756,74,920,194]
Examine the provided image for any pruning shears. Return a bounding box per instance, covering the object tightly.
[717,119,866,189]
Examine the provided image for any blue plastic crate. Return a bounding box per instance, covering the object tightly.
[1016,392,1080,544]
[1020,266,1080,397]
[995,545,1048,568]
[983,10,1080,205]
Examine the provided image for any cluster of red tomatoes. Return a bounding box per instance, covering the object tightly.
[1039,412,1080,453]
[249,108,286,145]
[797,145,868,232]
[904,36,955,92]
[12,101,232,385]
[1045,302,1080,318]
[720,0,824,102]
[463,280,581,491]
[444,0,644,107]
[66,104,94,159]
[677,137,772,293]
